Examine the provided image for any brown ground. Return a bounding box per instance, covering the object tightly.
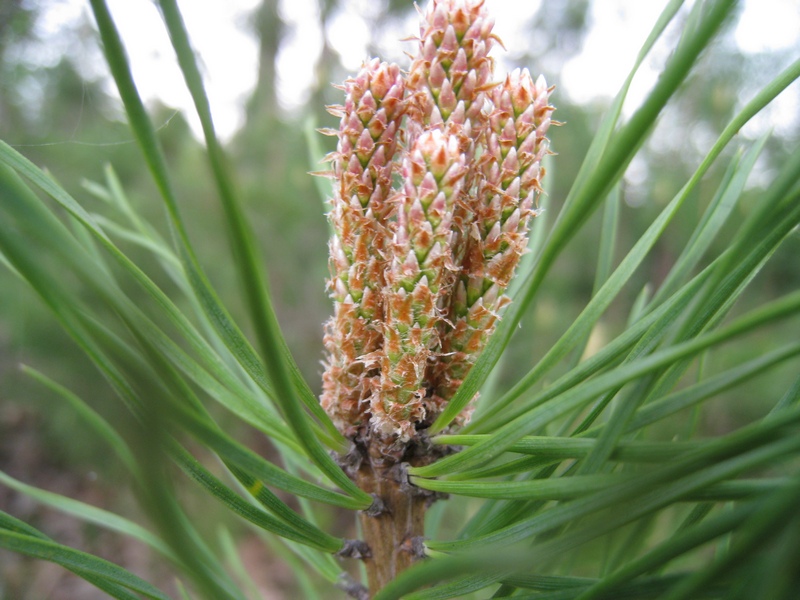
[0,403,305,599]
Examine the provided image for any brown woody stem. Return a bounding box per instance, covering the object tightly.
[355,457,427,596]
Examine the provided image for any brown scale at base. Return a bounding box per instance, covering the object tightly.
[338,434,452,597]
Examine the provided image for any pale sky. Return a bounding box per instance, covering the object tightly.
[27,0,800,141]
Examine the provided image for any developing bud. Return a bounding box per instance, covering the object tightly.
[318,2,556,452]
[407,0,496,133]
[435,67,554,410]
[321,60,406,436]
[374,129,467,442]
